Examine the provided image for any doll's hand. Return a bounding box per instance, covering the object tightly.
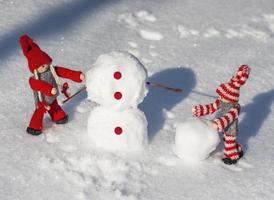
[51,88,57,95]
[192,105,202,117]
[211,121,218,131]
[80,73,85,81]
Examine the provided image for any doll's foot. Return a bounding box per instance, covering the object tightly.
[222,150,243,165]
[222,158,238,165]
[55,115,68,124]
[26,127,42,136]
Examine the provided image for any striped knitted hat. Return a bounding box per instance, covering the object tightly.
[216,65,250,102]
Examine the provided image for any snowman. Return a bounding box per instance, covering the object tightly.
[86,51,148,151]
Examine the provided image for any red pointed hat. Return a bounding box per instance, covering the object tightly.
[19,35,52,73]
[216,65,251,102]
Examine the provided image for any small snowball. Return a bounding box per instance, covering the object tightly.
[175,118,220,161]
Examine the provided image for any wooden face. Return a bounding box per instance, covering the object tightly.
[37,63,50,73]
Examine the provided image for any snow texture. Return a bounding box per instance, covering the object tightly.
[87,106,148,152]
[86,51,148,110]
[1,0,274,200]
[175,118,220,161]
[139,29,163,41]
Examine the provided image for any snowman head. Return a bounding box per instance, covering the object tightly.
[86,51,148,110]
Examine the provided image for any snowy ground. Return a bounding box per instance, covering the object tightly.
[1,0,274,199]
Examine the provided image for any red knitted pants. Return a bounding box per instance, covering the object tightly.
[28,100,66,130]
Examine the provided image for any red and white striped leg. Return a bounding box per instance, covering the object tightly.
[223,133,240,162]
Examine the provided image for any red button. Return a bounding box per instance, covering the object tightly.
[114,92,122,100]
[114,71,122,80]
[114,127,123,135]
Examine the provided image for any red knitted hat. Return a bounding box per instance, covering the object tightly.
[19,35,52,73]
[216,65,251,102]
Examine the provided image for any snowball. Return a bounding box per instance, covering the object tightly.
[87,106,148,152]
[175,118,220,161]
[86,51,148,110]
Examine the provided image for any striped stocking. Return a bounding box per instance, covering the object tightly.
[223,133,240,160]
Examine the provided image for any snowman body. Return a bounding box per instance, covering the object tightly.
[86,51,148,152]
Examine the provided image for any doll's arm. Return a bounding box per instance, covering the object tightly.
[213,104,241,132]
[192,99,220,117]
[29,77,54,96]
[54,66,83,83]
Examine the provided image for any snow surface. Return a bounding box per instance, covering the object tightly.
[175,118,220,161]
[1,0,274,200]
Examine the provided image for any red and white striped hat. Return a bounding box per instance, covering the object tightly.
[216,65,251,102]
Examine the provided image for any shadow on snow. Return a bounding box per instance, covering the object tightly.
[139,67,196,142]
[0,0,114,69]
[239,89,274,151]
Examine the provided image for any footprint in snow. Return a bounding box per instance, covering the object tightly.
[177,25,200,38]
[117,10,157,27]
[225,27,269,41]
[203,28,221,38]
[139,29,163,41]
[135,10,157,22]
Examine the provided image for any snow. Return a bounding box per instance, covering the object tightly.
[175,118,220,161]
[86,51,148,110]
[118,10,157,28]
[139,29,164,41]
[135,10,157,23]
[1,0,274,200]
[177,25,200,38]
[87,106,148,152]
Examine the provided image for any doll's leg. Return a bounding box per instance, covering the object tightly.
[27,106,45,135]
[223,133,240,164]
[48,99,68,124]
